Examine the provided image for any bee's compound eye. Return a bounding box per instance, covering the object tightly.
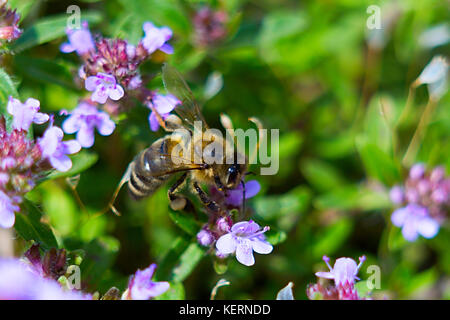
[226,165,240,186]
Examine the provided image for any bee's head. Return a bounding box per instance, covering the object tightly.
[224,163,245,189]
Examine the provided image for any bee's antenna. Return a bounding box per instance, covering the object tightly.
[241,180,246,216]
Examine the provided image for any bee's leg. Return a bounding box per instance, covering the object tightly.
[149,105,182,132]
[193,181,221,213]
[214,175,228,197]
[168,172,191,211]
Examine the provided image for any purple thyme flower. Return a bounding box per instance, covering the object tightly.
[7,97,49,131]
[60,21,95,56]
[391,204,439,242]
[141,22,173,55]
[38,121,81,172]
[315,255,366,287]
[0,258,91,300]
[197,228,215,247]
[85,73,125,104]
[409,163,426,180]
[62,102,115,148]
[389,185,405,205]
[216,220,273,266]
[0,190,19,228]
[0,2,22,42]
[225,180,261,207]
[125,264,169,300]
[389,164,448,241]
[147,93,180,131]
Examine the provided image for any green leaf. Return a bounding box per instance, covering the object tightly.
[171,243,205,283]
[11,11,102,53]
[300,158,347,192]
[312,218,353,258]
[154,282,185,300]
[0,68,19,127]
[14,200,58,250]
[8,0,35,20]
[168,209,201,236]
[265,228,287,246]
[14,55,77,89]
[314,185,391,211]
[44,150,98,181]
[155,237,205,283]
[356,137,401,186]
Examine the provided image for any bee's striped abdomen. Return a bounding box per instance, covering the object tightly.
[128,138,172,200]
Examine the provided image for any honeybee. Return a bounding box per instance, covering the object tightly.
[127,64,248,213]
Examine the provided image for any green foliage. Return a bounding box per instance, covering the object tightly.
[14,200,58,250]
[11,11,102,53]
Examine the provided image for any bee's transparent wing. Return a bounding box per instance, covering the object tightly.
[162,63,208,130]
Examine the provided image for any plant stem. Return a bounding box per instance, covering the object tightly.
[403,98,437,166]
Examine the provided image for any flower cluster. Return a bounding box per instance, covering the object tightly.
[390,164,448,241]
[23,244,68,280]
[195,180,272,266]
[307,255,367,300]
[63,21,172,95]
[0,97,80,228]
[60,20,177,141]
[0,0,21,42]
[193,7,228,47]
[0,258,90,300]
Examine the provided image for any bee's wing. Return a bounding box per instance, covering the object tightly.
[162,63,209,130]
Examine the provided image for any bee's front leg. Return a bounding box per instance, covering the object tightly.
[168,172,191,211]
[192,181,221,213]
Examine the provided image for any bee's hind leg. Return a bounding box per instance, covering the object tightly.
[168,172,192,211]
[192,181,221,213]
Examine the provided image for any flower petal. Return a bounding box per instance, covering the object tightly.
[215,233,237,255]
[108,85,124,101]
[85,77,100,92]
[417,217,439,239]
[60,42,75,53]
[62,115,81,134]
[235,241,255,266]
[244,180,261,199]
[49,154,72,172]
[251,238,273,254]
[148,282,170,297]
[96,114,115,136]
[391,207,409,227]
[76,125,95,148]
[148,112,160,132]
[315,271,335,280]
[0,204,15,229]
[62,140,81,155]
[33,112,49,125]
[401,221,419,242]
[92,88,108,104]
[159,43,174,54]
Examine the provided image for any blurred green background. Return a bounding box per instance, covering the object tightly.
[3,0,449,299]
